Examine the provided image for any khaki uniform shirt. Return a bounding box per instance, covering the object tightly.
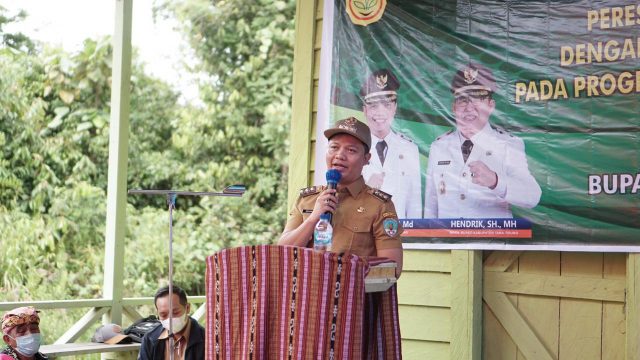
[284,176,403,256]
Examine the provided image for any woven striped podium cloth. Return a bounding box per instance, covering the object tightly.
[361,257,402,359]
[205,245,401,360]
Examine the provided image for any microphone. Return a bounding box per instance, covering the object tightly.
[325,169,342,224]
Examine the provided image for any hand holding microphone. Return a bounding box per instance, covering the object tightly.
[320,169,341,224]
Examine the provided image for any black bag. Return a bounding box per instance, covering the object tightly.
[124,315,161,343]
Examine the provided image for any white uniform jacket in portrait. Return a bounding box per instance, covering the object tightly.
[423,124,541,218]
[363,130,422,218]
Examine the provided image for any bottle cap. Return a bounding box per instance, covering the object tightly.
[320,213,330,221]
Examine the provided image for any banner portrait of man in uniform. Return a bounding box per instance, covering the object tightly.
[424,63,541,219]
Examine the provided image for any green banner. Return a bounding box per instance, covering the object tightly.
[320,0,640,248]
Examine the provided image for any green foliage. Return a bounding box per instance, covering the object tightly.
[0,6,34,52]
[158,0,294,214]
[118,0,296,298]
[1,0,295,342]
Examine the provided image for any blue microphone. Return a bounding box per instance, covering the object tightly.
[325,169,342,224]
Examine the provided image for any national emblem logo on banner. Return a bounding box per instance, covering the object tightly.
[375,74,388,89]
[346,0,387,26]
[463,67,478,84]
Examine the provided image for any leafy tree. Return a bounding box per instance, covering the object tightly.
[0,31,182,341]
[155,0,294,224]
[102,0,295,297]
[0,6,34,52]
[0,34,181,284]
[120,0,297,296]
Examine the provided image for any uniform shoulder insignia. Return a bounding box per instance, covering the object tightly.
[368,188,392,202]
[436,129,454,141]
[398,132,414,143]
[299,185,323,197]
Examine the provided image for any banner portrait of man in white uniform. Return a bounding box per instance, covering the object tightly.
[423,63,541,219]
[360,69,422,219]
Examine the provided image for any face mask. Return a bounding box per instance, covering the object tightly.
[9,333,41,357]
[160,312,188,333]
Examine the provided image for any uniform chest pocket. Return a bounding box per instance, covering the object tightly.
[337,218,375,257]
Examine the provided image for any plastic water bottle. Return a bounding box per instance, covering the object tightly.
[313,214,333,252]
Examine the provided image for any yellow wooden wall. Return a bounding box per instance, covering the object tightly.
[288,0,322,206]
[288,1,640,359]
[483,251,632,360]
[398,250,482,359]
[398,250,453,358]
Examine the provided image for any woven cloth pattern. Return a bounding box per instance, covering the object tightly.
[205,245,401,360]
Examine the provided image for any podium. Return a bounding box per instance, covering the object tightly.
[205,245,401,359]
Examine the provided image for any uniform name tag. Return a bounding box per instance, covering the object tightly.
[438,161,451,165]
[302,209,313,214]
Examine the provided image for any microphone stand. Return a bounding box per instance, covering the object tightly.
[128,186,246,360]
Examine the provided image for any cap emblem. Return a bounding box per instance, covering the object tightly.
[344,117,357,126]
[463,67,478,84]
[375,74,388,89]
[338,117,358,133]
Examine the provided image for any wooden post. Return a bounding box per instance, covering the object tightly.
[287,0,319,207]
[627,253,640,360]
[103,0,133,325]
[450,250,482,359]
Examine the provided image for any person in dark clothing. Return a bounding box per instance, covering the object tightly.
[138,285,205,360]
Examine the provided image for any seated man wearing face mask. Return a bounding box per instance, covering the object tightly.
[138,285,205,360]
[1,306,47,360]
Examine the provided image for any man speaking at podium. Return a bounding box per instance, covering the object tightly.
[278,117,403,277]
